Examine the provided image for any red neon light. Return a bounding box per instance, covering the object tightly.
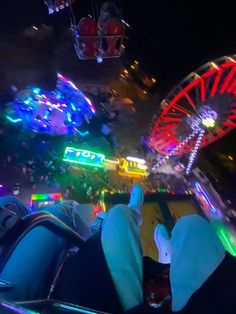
[227,78,236,93]
[217,127,224,134]
[162,78,200,115]
[200,78,206,102]
[208,132,215,140]
[202,136,207,145]
[202,68,218,79]
[151,59,236,155]
[161,116,182,122]
[211,70,223,97]
[184,91,196,109]
[227,114,236,120]
[223,121,236,127]
[220,65,236,94]
[172,105,189,115]
[156,124,178,131]
[221,61,236,68]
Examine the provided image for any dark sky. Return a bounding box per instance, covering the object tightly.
[123,0,236,92]
[1,0,235,93]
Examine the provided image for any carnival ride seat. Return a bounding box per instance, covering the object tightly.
[44,0,75,14]
[0,196,29,219]
[103,18,125,57]
[0,211,122,313]
[0,208,18,237]
[0,213,84,302]
[77,17,99,59]
[0,196,30,240]
[75,17,125,60]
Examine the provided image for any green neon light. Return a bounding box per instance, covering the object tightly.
[31,193,62,201]
[213,223,236,257]
[158,188,167,193]
[54,303,98,314]
[63,158,104,168]
[6,116,22,123]
[63,147,105,168]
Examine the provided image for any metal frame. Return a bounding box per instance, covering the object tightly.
[149,55,236,155]
[72,26,126,60]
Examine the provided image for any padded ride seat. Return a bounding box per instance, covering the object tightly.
[0,213,83,302]
[103,18,124,57]
[0,208,18,235]
[78,17,99,58]
[54,232,123,313]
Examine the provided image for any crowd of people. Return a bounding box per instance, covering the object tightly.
[0,123,189,206]
[0,84,190,206]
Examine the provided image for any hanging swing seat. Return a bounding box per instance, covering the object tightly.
[44,0,75,14]
[73,16,126,60]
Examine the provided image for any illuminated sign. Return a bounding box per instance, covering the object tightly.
[126,156,146,164]
[118,158,147,177]
[63,147,147,176]
[63,147,105,168]
[30,193,62,211]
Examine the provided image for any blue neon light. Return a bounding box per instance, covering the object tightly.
[32,87,41,94]
[6,116,22,123]
[195,182,217,214]
[78,130,89,137]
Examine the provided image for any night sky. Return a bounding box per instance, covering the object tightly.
[123,0,236,92]
[1,0,235,92]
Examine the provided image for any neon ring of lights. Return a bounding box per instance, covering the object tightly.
[150,55,236,156]
[5,73,95,136]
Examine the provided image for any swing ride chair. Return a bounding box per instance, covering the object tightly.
[45,1,126,60]
[72,27,126,60]
[44,0,73,13]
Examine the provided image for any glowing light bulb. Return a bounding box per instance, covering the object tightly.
[202,117,216,128]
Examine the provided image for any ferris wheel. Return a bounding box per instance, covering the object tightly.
[149,55,236,175]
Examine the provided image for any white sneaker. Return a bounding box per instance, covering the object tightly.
[154,224,171,264]
[128,184,144,225]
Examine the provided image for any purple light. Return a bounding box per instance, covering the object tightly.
[195,182,217,214]
[84,96,96,113]
[57,73,78,90]
[1,302,38,314]
[57,73,96,114]
[6,73,95,136]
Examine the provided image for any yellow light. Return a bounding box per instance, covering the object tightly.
[138,164,148,170]
[123,69,128,74]
[131,65,135,69]
[202,117,215,128]
[151,78,156,83]
[211,62,220,70]
[104,159,119,164]
[118,171,146,178]
[100,190,107,212]
[134,60,139,64]
[119,158,129,170]
[121,44,125,49]
[228,155,234,161]
[120,74,125,78]
[143,90,147,94]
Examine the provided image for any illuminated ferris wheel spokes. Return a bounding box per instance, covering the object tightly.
[150,55,236,174]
